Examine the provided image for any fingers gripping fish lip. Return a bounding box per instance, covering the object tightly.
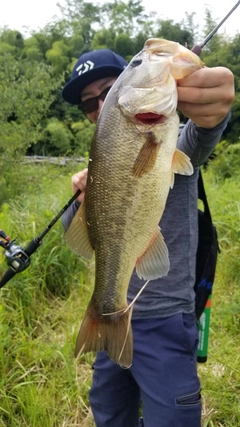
[144,37,204,62]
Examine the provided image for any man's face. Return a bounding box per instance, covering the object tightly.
[80,77,118,123]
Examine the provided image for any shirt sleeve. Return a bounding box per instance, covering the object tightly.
[62,200,80,231]
[177,110,231,167]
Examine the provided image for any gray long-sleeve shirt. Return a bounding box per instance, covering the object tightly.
[62,114,230,319]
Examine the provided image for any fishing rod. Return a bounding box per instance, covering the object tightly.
[0,189,81,288]
[1,1,240,288]
[192,0,240,55]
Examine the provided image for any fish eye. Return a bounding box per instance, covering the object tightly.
[130,59,142,68]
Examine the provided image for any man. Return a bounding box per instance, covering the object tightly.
[62,47,234,427]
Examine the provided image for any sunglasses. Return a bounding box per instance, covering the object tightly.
[78,86,112,114]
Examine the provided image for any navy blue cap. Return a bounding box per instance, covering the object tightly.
[62,49,128,105]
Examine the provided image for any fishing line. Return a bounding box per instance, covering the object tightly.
[101,280,151,316]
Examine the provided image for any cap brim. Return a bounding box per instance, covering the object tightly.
[62,65,124,105]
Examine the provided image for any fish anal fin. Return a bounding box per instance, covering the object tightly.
[172,148,193,176]
[65,201,94,259]
[133,133,161,178]
[136,227,170,280]
[75,300,133,368]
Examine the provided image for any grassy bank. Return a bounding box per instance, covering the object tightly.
[0,163,239,426]
[199,168,240,427]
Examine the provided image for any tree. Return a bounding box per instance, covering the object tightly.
[1,0,239,159]
[155,19,194,47]
[57,0,100,45]
[0,51,62,203]
[71,119,95,156]
[46,40,70,74]
[114,33,135,59]
[39,119,74,156]
[0,28,24,51]
[23,36,44,61]
[100,0,145,36]
[181,12,200,48]
[201,8,224,54]
[91,28,116,51]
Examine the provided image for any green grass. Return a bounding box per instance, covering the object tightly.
[0,162,239,426]
[198,168,240,427]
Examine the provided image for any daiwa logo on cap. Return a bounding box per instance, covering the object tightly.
[76,60,94,75]
[62,48,128,105]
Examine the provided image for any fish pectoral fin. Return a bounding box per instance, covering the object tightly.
[132,134,161,178]
[172,148,193,176]
[65,201,94,259]
[135,227,170,280]
[74,300,133,368]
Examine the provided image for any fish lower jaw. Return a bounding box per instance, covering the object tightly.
[134,113,167,126]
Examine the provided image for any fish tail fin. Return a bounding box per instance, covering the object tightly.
[74,300,133,368]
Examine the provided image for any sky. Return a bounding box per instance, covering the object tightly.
[1,0,240,40]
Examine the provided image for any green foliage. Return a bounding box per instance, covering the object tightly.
[1,0,240,156]
[201,32,240,143]
[31,32,53,56]
[0,165,95,425]
[100,0,146,36]
[198,171,240,427]
[40,119,74,156]
[201,8,225,54]
[114,33,135,58]
[0,55,61,150]
[0,163,90,297]
[207,141,240,181]
[71,119,95,156]
[57,0,99,46]
[46,41,70,74]
[0,28,24,51]
[155,19,194,47]
[0,41,16,56]
[23,37,44,61]
[181,12,200,46]
[68,33,85,58]
[0,51,63,204]
[91,28,116,51]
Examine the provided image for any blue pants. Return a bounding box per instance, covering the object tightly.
[89,312,202,427]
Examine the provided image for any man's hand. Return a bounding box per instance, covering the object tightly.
[71,168,88,202]
[177,66,235,128]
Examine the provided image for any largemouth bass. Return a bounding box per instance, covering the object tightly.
[65,38,204,367]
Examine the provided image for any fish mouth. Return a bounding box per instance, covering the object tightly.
[135,113,167,125]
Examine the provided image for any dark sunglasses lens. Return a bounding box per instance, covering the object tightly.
[78,86,112,114]
[99,86,111,101]
[82,98,99,114]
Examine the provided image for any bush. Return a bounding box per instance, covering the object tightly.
[208,140,240,181]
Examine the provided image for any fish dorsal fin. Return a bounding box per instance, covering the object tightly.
[132,133,161,178]
[172,148,193,176]
[65,201,94,259]
[135,227,169,280]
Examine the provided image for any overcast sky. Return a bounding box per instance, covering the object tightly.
[1,0,239,39]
